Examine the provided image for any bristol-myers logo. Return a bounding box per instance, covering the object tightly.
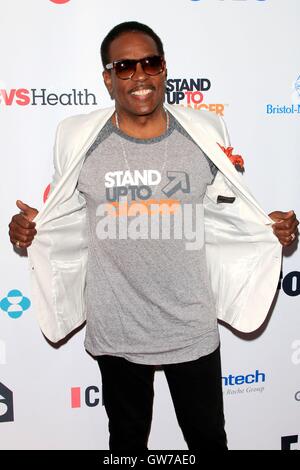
[292,75,300,104]
[0,383,14,423]
[0,290,31,319]
[266,75,300,115]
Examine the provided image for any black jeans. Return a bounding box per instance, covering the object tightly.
[96,346,227,451]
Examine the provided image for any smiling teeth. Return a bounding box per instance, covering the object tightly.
[132,89,152,96]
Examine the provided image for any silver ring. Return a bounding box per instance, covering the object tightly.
[290,233,296,241]
[15,240,20,247]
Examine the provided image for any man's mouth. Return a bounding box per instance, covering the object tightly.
[131,89,152,96]
[130,86,155,97]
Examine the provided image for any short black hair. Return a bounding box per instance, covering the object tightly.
[100,21,164,68]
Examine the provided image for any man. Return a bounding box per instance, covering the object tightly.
[8,22,298,451]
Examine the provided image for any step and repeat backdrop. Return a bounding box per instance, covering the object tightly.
[0,0,299,450]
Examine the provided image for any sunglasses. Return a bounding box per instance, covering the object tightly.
[105,55,165,80]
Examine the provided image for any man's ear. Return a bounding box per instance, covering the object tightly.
[103,70,114,100]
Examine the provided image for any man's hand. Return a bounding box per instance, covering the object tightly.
[268,210,299,247]
[9,200,39,248]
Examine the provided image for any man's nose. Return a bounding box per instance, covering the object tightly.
[131,61,147,81]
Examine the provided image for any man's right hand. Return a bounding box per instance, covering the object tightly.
[9,200,39,248]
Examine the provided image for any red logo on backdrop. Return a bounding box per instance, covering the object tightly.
[50,0,71,4]
[70,386,100,408]
[71,387,81,408]
[0,89,30,106]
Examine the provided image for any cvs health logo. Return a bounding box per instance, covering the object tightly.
[0,89,30,106]
[0,88,97,107]
[0,383,14,423]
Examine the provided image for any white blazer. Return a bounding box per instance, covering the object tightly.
[27,104,282,343]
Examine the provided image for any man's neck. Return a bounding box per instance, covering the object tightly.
[113,106,167,139]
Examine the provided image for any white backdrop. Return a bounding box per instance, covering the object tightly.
[1,0,299,450]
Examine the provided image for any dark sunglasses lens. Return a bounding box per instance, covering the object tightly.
[115,60,136,79]
[114,56,163,79]
[143,56,163,75]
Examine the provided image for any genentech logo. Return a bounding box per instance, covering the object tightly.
[71,386,101,408]
[166,78,226,116]
[0,383,14,423]
[0,89,97,107]
[222,370,266,396]
[223,370,265,386]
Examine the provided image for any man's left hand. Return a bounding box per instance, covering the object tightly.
[268,210,299,247]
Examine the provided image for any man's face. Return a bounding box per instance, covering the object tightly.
[103,31,166,117]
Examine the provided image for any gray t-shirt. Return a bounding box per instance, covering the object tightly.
[77,112,219,365]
